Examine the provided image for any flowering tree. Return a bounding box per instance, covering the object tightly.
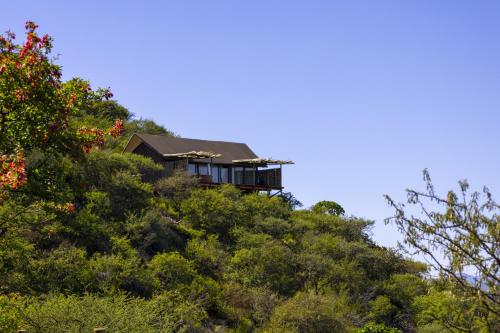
[0,22,123,193]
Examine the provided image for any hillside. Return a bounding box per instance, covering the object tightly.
[0,22,498,333]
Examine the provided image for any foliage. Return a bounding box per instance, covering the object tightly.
[222,282,281,328]
[356,323,402,333]
[385,169,500,320]
[0,293,206,332]
[265,291,358,332]
[368,274,428,331]
[181,185,243,238]
[413,287,499,333]
[149,252,197,291]
[312,200,346,216]
[0,22,122,196]
[279,191,303,209]
[155,168,199,209]
[126,209,185,259]
[185,235,228,277]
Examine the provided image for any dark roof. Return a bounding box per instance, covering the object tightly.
[125,133,258,164]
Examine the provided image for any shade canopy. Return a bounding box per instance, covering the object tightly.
[232,158,294,165]
[163,151,222,159]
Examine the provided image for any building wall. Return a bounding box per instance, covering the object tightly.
[133,143,175,180]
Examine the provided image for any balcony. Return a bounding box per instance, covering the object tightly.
[198,167,283,191]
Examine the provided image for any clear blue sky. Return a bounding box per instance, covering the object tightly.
[2,1,499,247]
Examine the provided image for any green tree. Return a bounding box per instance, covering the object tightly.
[265,291,358,333]
[312,200,346,216]
[181,185,243,238]
[227,233,299,295]
[369,274,427,332]
[149,252,197,291]
[126,209,185,259]
[155,168,199,210]
[185,235,228,278]
[413,288,499,333]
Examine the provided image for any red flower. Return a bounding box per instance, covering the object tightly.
[65,203,76,213]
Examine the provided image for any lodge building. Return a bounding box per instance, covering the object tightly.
[124,134,293,194]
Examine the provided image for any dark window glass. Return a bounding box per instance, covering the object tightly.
[220,167,229,183]
[234,167,244,185]
[187,163,196,175]
[211,165,220,183]
[198,164,209,176]
[244,167,255,185]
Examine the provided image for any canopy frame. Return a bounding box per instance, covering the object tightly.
[231,157,294,166]
[163,151,222,159]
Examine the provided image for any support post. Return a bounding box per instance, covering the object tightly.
[253,164,256,187]
[280,164,282,188]
[209,157,213,182]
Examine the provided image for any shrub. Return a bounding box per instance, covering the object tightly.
[356,323,402,333]
[1,293,206,332]
[149,252,197,291]
[265,291,357,332]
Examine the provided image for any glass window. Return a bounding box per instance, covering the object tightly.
[211,165,220,183]
[220,167,229,183]
[244,167,255,185]
[198,164,209,176]
[187,163,196,175]
[234,167,244,185]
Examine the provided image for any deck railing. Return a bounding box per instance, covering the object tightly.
[199,167,282,189]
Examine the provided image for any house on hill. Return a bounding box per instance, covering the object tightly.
[124,133,293,194]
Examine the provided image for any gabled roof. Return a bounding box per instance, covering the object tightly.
[124,133,258,164]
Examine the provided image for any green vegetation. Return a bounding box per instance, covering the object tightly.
[1,22,498,332]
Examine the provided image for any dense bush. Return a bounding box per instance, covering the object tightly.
[265,291,358,332]
[0,293,207,332]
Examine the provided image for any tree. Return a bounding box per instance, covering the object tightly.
[155,168,199,210]
[265,291,358,332]
[180,185,243,238]
[413,288,498,332]
[311,200,345,216]
[0,22,122,195]
[279,191,303,210]
[385,169,500,320]
[149,252,197,291]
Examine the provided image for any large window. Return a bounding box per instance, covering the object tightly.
[244,167,255,185]
[198,164,209,176]
[234,167,244,185]
[187,163,196,175]
[220,167,229,183]
[211,165,220,183]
